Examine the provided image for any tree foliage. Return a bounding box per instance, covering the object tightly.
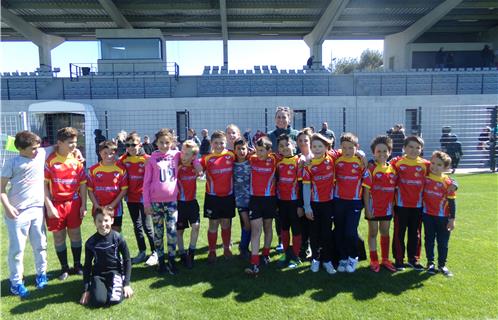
[330,49,383,74]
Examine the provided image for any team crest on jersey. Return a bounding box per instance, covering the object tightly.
[390,180,395,184]
[352,163,359,169]
[376,173,383,178]
[416,166,422,171]
[414,172,420,177]
[399,165,406,170]
[138,168,143,173]
[389,173,395,178]
[311,167,318,172]
[71,171,77,176]
[326,166,331,170]
[113,178,118,184]
[324,160,330,165]
[287,170,293,175]
[96,173,103,178]
[125,162,131,167]
[225,155,231,160]
[139,163,145,167]
[436,182,443,188]
[209,158,216,163]
[289,165,294,170]
[351,169,357,174]
[54,164,61,169]
[338,162,344,167]
[114,172,120,177]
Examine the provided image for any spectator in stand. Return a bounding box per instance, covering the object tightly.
[387,124,405,159]
[481,45,495,67]
[199,129,211,156]
[440,127,462,173]
[435,48,445,69]
[478,126,492,167]
[94,129,106,162]
[187,128,201,147]
[318,122,336,148]
[142,135,155,155]
[307,56,314,69]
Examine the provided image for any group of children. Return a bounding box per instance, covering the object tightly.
[1,119,458,306]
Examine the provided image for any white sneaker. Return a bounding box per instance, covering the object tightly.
[322,261,336,275]
[145,252,158,266]
[337,259,348,272]
[310,259,320,272]
[346,257,358,273]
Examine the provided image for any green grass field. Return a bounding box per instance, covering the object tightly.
[1,174,497,319]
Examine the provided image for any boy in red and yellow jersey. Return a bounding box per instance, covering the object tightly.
[334,132,367,273]
[275,134,302,268]
[44,127,87,280]
[302,133,336,275]
[362,135,397,273]
[422,151,456,277]
[245,136,278,276]
[87,140,128,233]
[117,133,156,266]
[389,135,430,271]
[200,130,236,263]
[177,140,200,269]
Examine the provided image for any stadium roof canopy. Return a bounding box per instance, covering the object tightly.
[1,0,497,42]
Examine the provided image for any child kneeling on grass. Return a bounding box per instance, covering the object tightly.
[80,207,133,307]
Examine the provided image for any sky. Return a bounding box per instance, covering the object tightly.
[0,39,384,77]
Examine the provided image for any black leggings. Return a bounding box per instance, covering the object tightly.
[278,200,301,235]
[309,201,333,261]
[127,202,155,252]
[90,271,124,307]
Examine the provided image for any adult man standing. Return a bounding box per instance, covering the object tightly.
[318,122,336,147]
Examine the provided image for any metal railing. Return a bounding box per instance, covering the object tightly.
[69,61,180,80]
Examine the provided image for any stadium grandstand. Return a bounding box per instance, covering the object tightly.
[1,0,497,169]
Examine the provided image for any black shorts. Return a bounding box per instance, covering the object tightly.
[204,194,235,220]
[249,196,277,220]
[112,216,123,228]
[177,200,200,230]
[365,215,393,221]
[237,207,249,214]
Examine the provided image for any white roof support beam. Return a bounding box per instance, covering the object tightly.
[1,6,64,67]
[97,0,133,29]
[220,0,229,67]
[304,0,350,64]
[384,0,463,70]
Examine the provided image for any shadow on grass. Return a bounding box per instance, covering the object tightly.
[146,249,432,303]
[3,247,433,316]
[2,271,81,316]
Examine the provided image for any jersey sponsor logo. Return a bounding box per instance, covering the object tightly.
[71,171,77,176]
[125,163,131,167]
[139,163,144,167]
[225,155,231,160]
[352,163,359,168]
[389,173,395,178]
[96,173,104,178]
[326,165,331,170]
[324,160,330,165]
[226,160,232,165]
[351,169,357,173]
[209,158,216,163]
[436,182,443,188]
[54,164,61,169]
[337,162,344,167]
[113,172,120,177]
[416,166,423,172]
[376,173,383,178]
[311,166,318,172]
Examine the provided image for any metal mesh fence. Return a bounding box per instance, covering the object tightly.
[1,104,496,171]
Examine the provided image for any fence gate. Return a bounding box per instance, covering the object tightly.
[420,105,497,171]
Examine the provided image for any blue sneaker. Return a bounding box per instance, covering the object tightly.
[10,283,29,298]
[35,273,48,289]
[275,243,284,254]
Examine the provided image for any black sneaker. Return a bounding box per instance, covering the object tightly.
[426,263,436,275]
[438,266,453,277]
[58,267,70,281]
[72,264,84,276]
[394,261,405,271]
[166,259,178,275]
[261,255,271,266]
[180,253,187,267]
[158,258,168,274]
[407,261,424,271]
[185,253,193,269]
[244,264,260,276]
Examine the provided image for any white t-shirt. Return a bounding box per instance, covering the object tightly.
[1,147,52,210]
